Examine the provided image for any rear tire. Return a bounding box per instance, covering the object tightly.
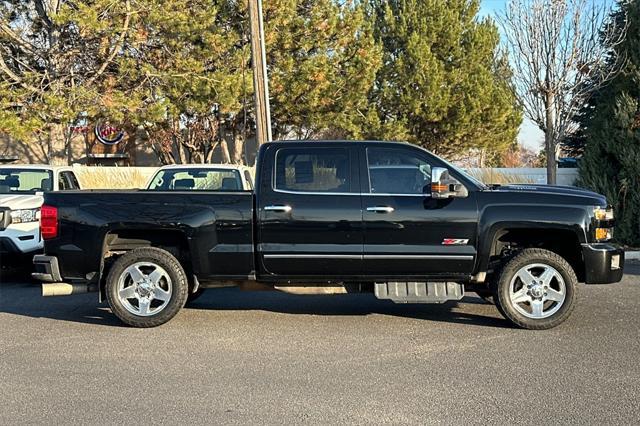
[105,247,188,328]
[492,248,577,330]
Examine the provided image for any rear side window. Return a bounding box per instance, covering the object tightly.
[67,172,80,189]
[243,170,254,190]
[59,172,80,190]
[58,173,69,190]
[275,147,351,193]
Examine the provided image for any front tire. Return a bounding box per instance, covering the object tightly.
[492,248,577,330]
[105,247,188,327]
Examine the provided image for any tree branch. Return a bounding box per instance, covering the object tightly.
[86,0,132,84]
[0,49,39,92]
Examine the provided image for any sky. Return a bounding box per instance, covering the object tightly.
[479,0,545,151]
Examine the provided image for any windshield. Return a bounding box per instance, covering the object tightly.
[437,157,488,189]
[147,168,245,191]
[0,169,53,194]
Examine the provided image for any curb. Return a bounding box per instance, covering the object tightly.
[626,251,640,261]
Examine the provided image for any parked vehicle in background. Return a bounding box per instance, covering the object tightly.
[558,157,580,168]
[0,165,80,262]
[146,164,254,191]
[33,141,624,330]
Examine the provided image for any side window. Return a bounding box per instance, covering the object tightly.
[59,172,79,190]
[244,170,254,190]
[58,173,69,191]
[67,172,80,189]
[367,147,432,195]
[275,147,351,193]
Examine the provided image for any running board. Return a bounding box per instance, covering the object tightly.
[374,282,464,304]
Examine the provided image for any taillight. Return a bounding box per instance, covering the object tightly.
[40,205,58,239]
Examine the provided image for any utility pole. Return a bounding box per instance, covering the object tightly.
[248,0,272,146]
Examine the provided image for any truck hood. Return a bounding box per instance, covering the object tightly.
[485,184,607,205]
[0,194,44,210]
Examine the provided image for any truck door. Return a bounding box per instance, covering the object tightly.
[257,144,362,277]
[360,144,478,277]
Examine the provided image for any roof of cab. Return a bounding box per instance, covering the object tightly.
[155,163,252,170]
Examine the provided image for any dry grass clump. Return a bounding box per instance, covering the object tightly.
[468,169,536,185]
[74,167,155,189]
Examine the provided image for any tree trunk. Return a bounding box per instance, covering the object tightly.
[230,131,245,165]
[219,140,231,163]
[48,123,68,165]
[175,135,186,164]
[545,92,557,185]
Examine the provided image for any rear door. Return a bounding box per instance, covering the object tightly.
[360,144,478,277]
[257,144,362,277]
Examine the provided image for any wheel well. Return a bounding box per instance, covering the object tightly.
[100,229,193,295]
[491,228,585,282]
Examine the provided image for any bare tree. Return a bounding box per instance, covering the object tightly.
[501,0,626,184]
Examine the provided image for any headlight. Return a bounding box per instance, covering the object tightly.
[594,207,614,221]
[9,208,40,224]
[593,206,614,242]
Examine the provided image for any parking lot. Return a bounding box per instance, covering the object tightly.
[1,263,639,425]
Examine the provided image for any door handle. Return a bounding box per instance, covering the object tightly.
[264,205,292,213]
[366,206,394,213]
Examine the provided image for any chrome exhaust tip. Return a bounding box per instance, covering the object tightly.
[42,283,97,297]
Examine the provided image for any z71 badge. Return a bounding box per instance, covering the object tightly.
[442,238,469,245]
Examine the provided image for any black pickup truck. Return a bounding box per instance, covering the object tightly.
[33,141,624,329]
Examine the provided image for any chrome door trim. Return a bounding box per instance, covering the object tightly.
[263,254,362,259]
[364,254,474,260]
[272,188,357,196]
[263,254,473,260]
[272,188,429,197]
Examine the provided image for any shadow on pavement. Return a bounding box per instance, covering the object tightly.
[0,281,124,327]
[0,281,511,329]
[186,288,513,329]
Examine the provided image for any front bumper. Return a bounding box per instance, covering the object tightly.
[0,237,40,258]
[581,243,624,284]
[0,222,42,254]
[32,255,63,282]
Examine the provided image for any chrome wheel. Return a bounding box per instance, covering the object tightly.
[509,263,566,319]
[117,262,172,317]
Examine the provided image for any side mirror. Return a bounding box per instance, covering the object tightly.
[431,167,468,199]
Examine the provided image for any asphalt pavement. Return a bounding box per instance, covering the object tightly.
[1,264,639,425]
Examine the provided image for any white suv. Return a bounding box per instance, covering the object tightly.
[0,165,81,260]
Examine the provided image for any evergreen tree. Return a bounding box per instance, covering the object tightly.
[262,0,381,140]
[366,0,521,160]
[579,0,640,245]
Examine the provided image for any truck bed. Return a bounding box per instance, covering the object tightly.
[42,190,254,280]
